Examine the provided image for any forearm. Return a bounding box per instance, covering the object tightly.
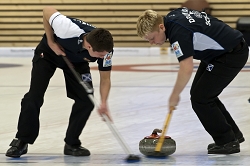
[97,71,112,120]
[171,56,193,95]
[99,71,111,104]
[99,79,111,104]
[43,6,57,45]
[172,67,192,95]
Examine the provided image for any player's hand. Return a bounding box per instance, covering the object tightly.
[48,42,66,56]
[98,103,113,122]
[169,93,180,109]
[169,105,176,112]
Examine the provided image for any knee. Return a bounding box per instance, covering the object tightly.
[190,89,207,104]
[190,89,218,110]
[74,99,95,112]
[21,92,44,107]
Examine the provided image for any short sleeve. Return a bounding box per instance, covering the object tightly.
[97,52,113,71]
[169,24,194,62]
[49,12,84,39]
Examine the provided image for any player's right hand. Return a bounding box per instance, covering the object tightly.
[49,42,66,56]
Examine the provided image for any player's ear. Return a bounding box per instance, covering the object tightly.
[86,42,92,50]
[159,24,165,31]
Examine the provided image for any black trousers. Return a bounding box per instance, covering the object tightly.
[16,48,94,146]
[190,40,249,145]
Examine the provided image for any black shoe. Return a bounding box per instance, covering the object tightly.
[64,144,90,156]
[6,139,28,158]
[208,140,240,154]
[207,131,245,150]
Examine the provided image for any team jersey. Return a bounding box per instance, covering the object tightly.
[39,12,112,71]
[164,8,243,63]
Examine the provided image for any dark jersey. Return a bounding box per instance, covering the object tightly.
[164,8,243,63]
[37,12,112,71]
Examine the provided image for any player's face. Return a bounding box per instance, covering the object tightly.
[144,24,166,45]
[89,49,109,58]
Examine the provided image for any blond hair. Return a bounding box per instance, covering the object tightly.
[136,10,163,38]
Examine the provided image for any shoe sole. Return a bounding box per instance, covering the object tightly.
[208,148,240,155]
[64,150,90,156]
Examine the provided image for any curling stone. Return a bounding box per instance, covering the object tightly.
[139,129,176,156]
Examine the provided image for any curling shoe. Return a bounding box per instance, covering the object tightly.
[207,131,245,150]
[208,140,240,154]
[64,144,90,156]
[6,139,28,158]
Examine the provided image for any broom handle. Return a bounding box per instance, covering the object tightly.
[62,56,93,93]
[155,106,175,152]
[102,114,133,155]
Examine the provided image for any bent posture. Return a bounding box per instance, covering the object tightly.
[6,6,114,158]
[136,8,249,154]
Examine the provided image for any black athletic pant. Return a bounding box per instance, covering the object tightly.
[16,49,94,146]
[190,40,249,145]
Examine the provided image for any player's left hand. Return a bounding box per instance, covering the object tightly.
[169,93,180,108]
[98,103,113,122]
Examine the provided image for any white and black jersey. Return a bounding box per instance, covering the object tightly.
[38,12,112,71]
[165,8,243,63]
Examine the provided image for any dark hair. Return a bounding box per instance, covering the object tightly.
[86,28,114,52]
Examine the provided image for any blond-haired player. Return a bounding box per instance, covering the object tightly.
[137,8,249,154]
